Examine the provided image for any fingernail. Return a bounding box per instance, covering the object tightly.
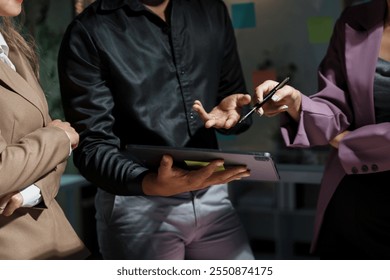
[256,108,264,116]
[272,95,280,102]
[281,105,288,110]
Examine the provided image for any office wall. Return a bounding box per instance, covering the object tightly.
[225,0,342,93]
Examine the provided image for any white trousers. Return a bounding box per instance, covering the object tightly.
[95,184,254,260]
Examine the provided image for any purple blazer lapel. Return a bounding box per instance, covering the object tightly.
[345,20,382,126]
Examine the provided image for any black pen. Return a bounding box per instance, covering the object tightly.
[238,76,290,124]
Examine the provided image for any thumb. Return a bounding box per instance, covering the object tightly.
[159,154,173,173]
[237,94,252,107]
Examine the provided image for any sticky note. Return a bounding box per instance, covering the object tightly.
[307,16,334,44]
[231,2,256,29]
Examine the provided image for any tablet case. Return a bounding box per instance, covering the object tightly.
[126,144,280,182]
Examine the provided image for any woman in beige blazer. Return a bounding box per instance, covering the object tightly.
[0,0,89,259]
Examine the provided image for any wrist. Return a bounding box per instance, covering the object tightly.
[288,91,302,121]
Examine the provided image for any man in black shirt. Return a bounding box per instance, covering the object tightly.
[58,0,254,259]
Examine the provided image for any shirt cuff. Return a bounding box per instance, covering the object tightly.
[20,184,42,207]
[63,131,73,156]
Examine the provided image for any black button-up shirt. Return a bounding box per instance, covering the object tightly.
[58,0,252,195]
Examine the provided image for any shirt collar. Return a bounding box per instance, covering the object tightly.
[346,0,387,31]
[0,32,10,56]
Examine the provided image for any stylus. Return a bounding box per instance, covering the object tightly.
[238,76,290,124]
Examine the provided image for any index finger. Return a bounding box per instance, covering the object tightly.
[254,80,280,103]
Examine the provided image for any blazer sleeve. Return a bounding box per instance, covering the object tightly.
[338,123,390,174]
[33,152,67,209]
[0,126,70,197]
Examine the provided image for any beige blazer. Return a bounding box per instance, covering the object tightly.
[0,45,89,259]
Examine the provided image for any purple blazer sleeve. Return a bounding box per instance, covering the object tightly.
[338,123,390,174]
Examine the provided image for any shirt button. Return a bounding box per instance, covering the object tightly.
[351,167,358,174]
[361,165,368,172]
[371,164,379,172]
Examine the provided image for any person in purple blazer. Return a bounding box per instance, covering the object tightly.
[250,0,390,259]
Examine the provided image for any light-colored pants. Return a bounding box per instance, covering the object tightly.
[95,184,254,260]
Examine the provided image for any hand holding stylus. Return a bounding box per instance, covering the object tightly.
[239,77,290,123]
[253,78,302,121]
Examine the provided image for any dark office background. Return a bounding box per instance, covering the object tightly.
[22,0,362,259]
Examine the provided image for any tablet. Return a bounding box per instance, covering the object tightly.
[126,144,280,182]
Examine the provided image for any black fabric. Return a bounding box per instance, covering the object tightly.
[58,0,252,195]
[374,57,390,123]
[316,170,390,259]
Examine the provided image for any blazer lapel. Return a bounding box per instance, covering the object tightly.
[0,48,47,124]
[345,21,382,126]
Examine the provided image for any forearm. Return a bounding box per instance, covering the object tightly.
[0,127,70,196]
[73,144,148,196]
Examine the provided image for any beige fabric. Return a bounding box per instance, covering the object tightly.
[0,45,89,259]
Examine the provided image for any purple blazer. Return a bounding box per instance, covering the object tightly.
[280,0,388,252]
